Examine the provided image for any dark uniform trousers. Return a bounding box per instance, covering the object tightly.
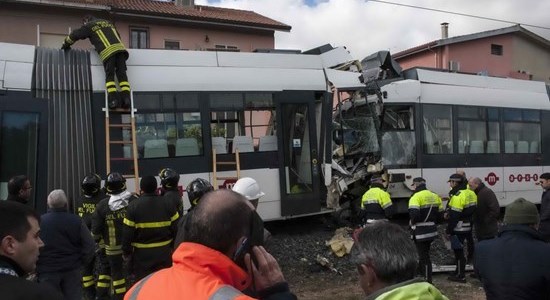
[452,232,469,278]
[415,240,433,283]
[103,52,130,101]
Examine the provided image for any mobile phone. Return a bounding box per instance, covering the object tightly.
[233,237,251,262]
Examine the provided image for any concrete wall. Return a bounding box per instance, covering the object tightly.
[397,51,438,71]
[512,36,550,82]
[446,35,513,77]
[0,5,274,52]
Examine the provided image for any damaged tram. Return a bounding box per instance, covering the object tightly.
[0,42,382,220]
[350,52,550,212]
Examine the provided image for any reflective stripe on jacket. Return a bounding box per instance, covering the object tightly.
[361,187,393,220]
[408,189,442,241]
[65,18,128,62]
[122,193,179,253]
[92,194,137,255]
[446,189,477,234]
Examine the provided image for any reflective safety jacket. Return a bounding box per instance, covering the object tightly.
[64,17,128,62]
[76,192,105,230]
[122,193,179,254]
[446,188,477,234]
[162,189,183,219]
[366,278,449,300]
[361,185,393,221]
[92,192,137,255]
[408,187,443,242]
[124,242,296,300]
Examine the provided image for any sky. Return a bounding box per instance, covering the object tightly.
[195,0,550,59]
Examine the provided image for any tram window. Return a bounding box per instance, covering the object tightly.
[134,94,160,110]
[0,112,39,204]
[175,94,199,110]
[210,93,276,152]
[133,92,203,158]
[336,102,380,154]
[209,93,244,110]
[503,109,541,153]
[381,105,414,130]
[422,104,452,154]
[135,112,202,158]
[381,105,415,166]
[457,107,500,154]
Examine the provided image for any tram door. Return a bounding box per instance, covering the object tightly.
[0,91,48,212]
[276,91,321,216]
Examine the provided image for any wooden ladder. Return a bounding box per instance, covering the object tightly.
[103,91,140,193]
[212,148,240,190]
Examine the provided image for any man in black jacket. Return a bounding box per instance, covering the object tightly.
[62,15,131,109]
[122,176,179,282]
[6,175,32,205]
[93,172,137,300]
[76,173,107,299]
[468,177,500,241]
[539,172,550,242]
[37,189,95,300]
[159,168,183,217]
[475,198,550,300]
[0,201,63,300]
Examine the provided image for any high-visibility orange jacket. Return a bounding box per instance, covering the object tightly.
[124,242,296,300]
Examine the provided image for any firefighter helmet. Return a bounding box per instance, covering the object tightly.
[106,172,126,194]
[81,173,102,196]
[232,177,265,200]
[186,178,213,208]
[159,168,179,189]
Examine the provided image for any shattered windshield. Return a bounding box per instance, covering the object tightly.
[333,100,380,155]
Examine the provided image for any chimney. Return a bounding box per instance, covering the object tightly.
[441,22,449,39]
[175,0,194,7]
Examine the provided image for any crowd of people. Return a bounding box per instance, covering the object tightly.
[360,170,550,299]
[0,170,549,300]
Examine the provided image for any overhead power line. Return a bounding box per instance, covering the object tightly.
[369,0,550,31]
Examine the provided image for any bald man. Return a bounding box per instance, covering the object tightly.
[125,189,296,300]
[468,177,500,241]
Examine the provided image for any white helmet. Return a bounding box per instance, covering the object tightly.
[233,177,265,200]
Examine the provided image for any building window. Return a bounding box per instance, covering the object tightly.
[164,40,180,50]
[130,28,148,49]
[491,44,503,56]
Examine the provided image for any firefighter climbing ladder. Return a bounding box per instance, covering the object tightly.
[103,91,140,193]
[212,148,240,189]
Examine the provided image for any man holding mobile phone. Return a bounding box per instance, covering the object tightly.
[124,189,296,300]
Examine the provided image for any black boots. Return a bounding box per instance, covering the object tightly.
[108,92,120,109]
[121,91,131,109]
[108,92,130,109]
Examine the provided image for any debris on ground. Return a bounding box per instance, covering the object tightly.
[325,227,354,257]
[315,255,342,275]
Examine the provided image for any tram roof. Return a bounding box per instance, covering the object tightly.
[0,42,364,93]
[382,69,550,110]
